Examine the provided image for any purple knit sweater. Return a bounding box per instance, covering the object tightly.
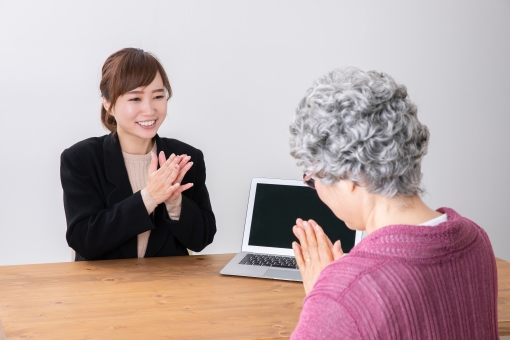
[291,208,499,339]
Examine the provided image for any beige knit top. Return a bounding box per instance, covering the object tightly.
[122,142,182,258]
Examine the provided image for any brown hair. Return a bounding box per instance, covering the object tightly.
[100,48,172,132]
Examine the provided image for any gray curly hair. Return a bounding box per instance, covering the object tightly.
[289,66,430,197]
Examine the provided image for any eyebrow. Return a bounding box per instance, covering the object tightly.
[127,88,165,94]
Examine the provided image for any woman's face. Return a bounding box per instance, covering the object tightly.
[315,179,364,231]
[107,72,167,142]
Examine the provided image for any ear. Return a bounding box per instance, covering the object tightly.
[102,97,112,116]
[346,180,357,193]
[336,180,356,194]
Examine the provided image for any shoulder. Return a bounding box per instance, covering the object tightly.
[439,207,495,254]
[61,135,108,165]
[62,135,107,156]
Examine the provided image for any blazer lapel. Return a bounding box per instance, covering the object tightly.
[103,133,138,258]
[145,134,172,257]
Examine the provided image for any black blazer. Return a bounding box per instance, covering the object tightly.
[60,133,216,261]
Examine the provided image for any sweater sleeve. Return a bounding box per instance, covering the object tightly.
[61,148,155,260]
[291,290,361,340]
[141,188,158,214]
[156,149,216,252]
[164,194,182,220]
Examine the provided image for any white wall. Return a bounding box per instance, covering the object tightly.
[0,0,509,265]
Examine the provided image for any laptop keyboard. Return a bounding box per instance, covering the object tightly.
[239,254,299,269]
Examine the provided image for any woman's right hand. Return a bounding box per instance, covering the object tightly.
[292,219,344,295]
[146,152,182,204]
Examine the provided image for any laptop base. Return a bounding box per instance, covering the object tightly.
[220,252,303,282]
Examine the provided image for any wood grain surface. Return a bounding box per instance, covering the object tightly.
[0,255,509,339]
[0,254,302,340]
[0,317,5,340]
[498,258,510,336]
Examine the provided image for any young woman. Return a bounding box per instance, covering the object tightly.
[60,48,216,261]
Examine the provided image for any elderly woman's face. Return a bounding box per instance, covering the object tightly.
[315,179,364,231]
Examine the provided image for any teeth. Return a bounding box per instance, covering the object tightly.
[138,120,155,126]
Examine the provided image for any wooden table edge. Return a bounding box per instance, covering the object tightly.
[501,320,510,336]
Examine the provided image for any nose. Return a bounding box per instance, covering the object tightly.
[141,99,155,115]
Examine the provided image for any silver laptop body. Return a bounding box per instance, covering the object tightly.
[220,178,363,281]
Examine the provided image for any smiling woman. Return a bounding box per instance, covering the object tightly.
[60,48,216,261]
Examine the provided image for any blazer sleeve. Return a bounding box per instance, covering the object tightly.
[60,148,154,260]
[159,149,216,252]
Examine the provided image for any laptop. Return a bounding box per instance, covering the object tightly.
[220,178,363,281]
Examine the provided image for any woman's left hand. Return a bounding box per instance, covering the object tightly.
[292,219,344,295]
[158,152,194,204]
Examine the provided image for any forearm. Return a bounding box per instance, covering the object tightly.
[165,194,182,220]
[141,188,158,214]
[65,192,154,259]
[291,294,361,340]
[159,194,216,252]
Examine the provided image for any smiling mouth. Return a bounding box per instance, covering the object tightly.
[137,120,156,127]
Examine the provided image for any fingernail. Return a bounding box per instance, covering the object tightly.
[303,221,308,228]
[175,165,179,169]
[297,228,303,235]
[170,153,175,157]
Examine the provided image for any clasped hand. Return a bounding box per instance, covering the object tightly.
[146,151,194,205]
[292,219,344,295]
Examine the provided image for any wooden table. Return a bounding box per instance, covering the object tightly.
[0,254,303,339]
[0,255,509,339]
[499,258,510,336]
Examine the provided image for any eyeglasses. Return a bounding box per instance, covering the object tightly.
[303,173,315,190]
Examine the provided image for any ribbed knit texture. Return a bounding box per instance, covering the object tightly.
[122,143,182,258]
[291,207,499,340]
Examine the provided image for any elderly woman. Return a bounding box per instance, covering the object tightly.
[289,67,498,339]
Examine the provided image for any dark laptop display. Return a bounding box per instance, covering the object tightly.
[248,183,356,253]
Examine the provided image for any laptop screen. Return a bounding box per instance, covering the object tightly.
[247,183,356,253]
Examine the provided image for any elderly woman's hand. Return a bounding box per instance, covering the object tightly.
[292,219,344,295]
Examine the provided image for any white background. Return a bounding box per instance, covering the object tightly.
[0,0,509,265]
